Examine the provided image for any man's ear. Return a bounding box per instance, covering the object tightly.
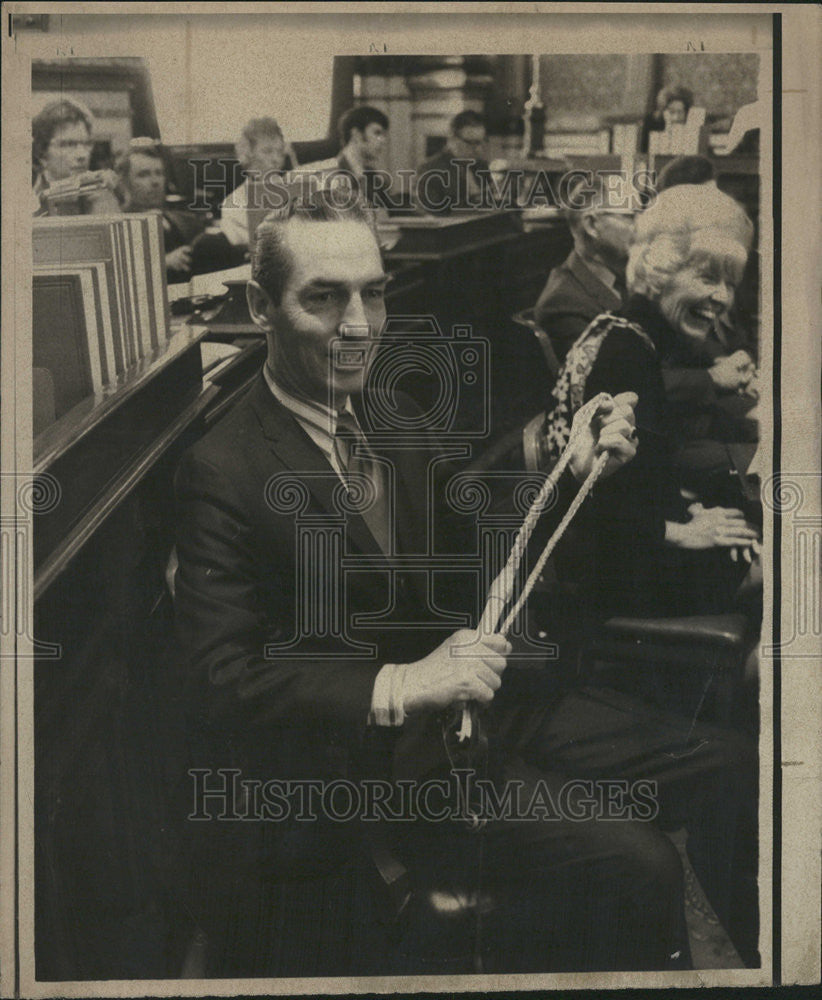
[247,280,275,331]
[580,211,599,241]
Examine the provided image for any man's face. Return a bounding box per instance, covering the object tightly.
[451,125,487,160]
[125,152,166,210]
[40,121,93,181]
[261,219,388,405]
[248,135,286,176]
[591,210,635,268]
[352,123,387,166]
[663,100,688,127]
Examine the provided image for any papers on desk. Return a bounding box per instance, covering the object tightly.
[191,263,251,298]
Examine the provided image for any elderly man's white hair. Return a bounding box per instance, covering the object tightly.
[627,184,754,299]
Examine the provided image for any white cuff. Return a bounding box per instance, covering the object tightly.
[368,663,407,726]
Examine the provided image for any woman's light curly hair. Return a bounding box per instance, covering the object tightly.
[627,185,754,300]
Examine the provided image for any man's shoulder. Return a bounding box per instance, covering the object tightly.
[538,254,588,307]
[417,149,452,173]
[178,378,270,482]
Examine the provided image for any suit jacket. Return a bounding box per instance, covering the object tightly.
[173,374,581,884]
[534,250,622,362]
[415,148,491,215]
[161,207,207,283]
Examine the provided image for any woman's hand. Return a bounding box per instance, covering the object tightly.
[567,391,639,481]
[666,502,760,552]
[709,350,756,392]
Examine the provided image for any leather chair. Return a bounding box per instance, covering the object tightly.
[512,307,561,385]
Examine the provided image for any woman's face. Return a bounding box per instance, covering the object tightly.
[663,99,688,127]
[658,231,747,343]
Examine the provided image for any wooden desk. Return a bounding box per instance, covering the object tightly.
[33,326,216,979]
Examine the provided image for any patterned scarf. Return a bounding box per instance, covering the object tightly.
[542,312,656,466]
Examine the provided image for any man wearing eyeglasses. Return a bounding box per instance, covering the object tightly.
[415,110,491,215]
[534,174,637,363]
[31,98,119,215]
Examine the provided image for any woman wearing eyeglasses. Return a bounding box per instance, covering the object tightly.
[32,98,119,215]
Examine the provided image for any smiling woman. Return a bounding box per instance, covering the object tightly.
[543,184,759,619]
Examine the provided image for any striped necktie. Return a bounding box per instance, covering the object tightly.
[334,411,390,554]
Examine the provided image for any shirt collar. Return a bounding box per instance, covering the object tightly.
[263,364,356,452]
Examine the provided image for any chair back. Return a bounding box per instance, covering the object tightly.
[512,308,561,384]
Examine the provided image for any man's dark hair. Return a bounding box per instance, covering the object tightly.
[656,155,716,192]
[252,188,378,306]
[32,98,93,166]
[114,140,164,182]
[450,109,486,135]
[660,85,694,113]
[338,105,389,146]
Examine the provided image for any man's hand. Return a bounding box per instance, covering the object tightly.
[403,630,510,715]
[166,245,193,273]
[709,350,756,392]
[666,502,760,551]
[567,391,639,482]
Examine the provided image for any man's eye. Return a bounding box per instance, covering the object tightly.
[365,287,386,300]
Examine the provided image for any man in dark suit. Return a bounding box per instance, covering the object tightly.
[116,140,208,282]
[534,174,633,361]
[416,110,491,214]
[173,191,756,976]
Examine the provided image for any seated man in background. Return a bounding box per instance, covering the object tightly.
[534,174,634,362]
[416,110,490,214]
[116,139,207,283]
[32,98,120,216]
[297,105,390,203]
[219,117,295,247]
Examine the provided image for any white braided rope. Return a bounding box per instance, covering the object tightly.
[458,392,614,742]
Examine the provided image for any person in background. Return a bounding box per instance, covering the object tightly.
[534,174,635,362]
[298,105,390,190]
[32,98,120,215]
[416,110,490,214]
[219,117,295,247]
[116,139,207,283]
[640,85,694,153]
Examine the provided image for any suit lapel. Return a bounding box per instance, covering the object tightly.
[249,377,385,558]
[567,250,622,314]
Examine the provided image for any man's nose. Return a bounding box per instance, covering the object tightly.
[341,292,370,331]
